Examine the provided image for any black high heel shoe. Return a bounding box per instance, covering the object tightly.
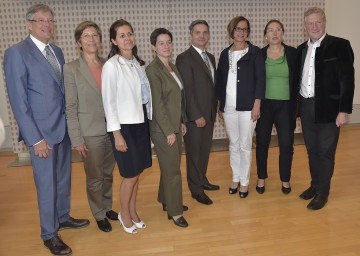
[239,190,249,198]
[228,182,240,194]
[167,215,188,228]
[282,183,291,194]
[256,180,265,194]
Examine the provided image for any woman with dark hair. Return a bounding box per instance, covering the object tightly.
[216,16,265,198]
[102,19,152,234]
[64,21,117,233]
[146,28,188,228]
[255,20,297,195]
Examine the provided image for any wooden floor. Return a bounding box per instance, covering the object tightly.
[0,127,359,256]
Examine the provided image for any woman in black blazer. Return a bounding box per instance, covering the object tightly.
[255,20,298,195]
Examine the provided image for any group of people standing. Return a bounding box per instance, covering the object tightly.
[3,3,354,256]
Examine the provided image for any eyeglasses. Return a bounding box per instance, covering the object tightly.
[81,34,100,41]
[234,27,249,33]
[29,19,56,24]
[266,28,283,34]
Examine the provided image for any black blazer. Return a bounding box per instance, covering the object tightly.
[297,34,354,123]
[261,43,298,127]
[216,41,265,112]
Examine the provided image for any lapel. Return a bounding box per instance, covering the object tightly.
[154,56,182,90]
[25,37,64,92]
[78,55,104,96]
[189,46,213,81]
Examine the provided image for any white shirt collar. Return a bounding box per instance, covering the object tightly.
[192,45,206,55]
[29,34,50,53]
[307,33,326,47]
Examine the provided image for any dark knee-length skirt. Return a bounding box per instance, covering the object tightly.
[110,110,152,178]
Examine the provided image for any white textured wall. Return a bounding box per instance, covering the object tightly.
[0,0,325,152]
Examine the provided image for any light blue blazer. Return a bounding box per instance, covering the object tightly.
[4,36,66,147]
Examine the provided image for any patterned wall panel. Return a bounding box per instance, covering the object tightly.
[0,0,324,152]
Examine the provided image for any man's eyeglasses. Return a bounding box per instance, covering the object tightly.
[29,19,56,24]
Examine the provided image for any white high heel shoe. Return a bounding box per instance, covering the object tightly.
[118,213,137,234]
[132,219,146,229]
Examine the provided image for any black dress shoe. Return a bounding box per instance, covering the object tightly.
[106,210,119,221]
[282,185,291,194]
[307,194,328,210]
[299,186,316,200]
[59,217,90,230]
[168,215,188,228]
[203,183,220,191]
[192,192,213,205]
[44,235,72,256]
[256,185,265,194]
[239,190,249,198]
[162,204,188,212]
[96,218,112,232]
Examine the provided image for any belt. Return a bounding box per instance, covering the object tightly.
[301,96,315,102]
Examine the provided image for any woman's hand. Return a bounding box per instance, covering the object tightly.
[74,143,88,158]
[167,133,176,146]
[113,130,128,152]
[181,123,187,136]
[251,99,261,122]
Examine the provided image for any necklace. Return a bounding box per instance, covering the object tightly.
[228,45,248,74]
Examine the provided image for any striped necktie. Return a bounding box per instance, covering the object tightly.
[201,51,212,73]
[45,45,61,83]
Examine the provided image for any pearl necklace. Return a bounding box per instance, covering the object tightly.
[228,45,248,74]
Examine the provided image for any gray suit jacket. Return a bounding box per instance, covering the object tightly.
[64,55,107,147]
[175,46,217,122]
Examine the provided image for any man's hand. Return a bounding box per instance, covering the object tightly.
[34,140,52,158]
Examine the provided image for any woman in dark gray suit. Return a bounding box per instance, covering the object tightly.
[64,21,117,232]
[146,28,188,228]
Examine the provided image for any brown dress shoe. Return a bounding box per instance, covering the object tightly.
[59,217,90,230]
[44,235,72,256]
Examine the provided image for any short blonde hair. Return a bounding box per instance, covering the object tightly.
[304,7,326,23]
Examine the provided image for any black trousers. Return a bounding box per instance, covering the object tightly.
[300,97,340,196]
[255,99,294,182]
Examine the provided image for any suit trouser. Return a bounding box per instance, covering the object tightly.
[300,97,340,196]
[223,109,256,186]
[83,134,115,220]
[30,134,71,240]
[184,120,214,195]
[151,131,184,216]
[255,99,294,182]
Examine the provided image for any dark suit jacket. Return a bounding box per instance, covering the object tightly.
[261,43,299,127]
[297,34,355,123]
[175,46,217,122]
[64,55,107,147]
[4,36,66,147]
[146,56,186,136]
[216,42,266,112]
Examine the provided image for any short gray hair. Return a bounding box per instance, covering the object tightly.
[189,19,209,33]
[26,4,54,21]
[304,7,326,23]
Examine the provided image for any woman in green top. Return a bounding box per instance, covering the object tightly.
[255,20,298,194]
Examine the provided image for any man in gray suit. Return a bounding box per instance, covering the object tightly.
[4,4,89,256]
[176,20,219,205]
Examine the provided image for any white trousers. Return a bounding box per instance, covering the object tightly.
[223,108,256,186]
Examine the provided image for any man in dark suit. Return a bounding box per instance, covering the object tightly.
[297,7,354,210]
[176,20,219,205]
[4,4,89,255]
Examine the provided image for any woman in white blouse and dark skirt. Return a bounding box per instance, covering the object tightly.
[102,19,152,234]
